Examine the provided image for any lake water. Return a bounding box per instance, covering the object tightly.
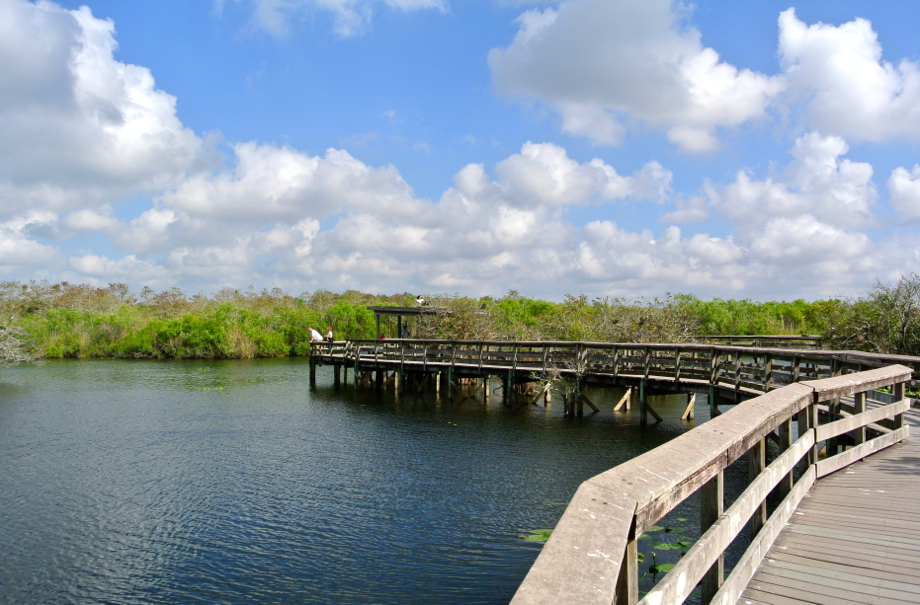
[0,358,715,604]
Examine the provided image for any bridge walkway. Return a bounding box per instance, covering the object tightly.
[738,407,920,605]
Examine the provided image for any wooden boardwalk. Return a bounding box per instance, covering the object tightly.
[738,409,920,605]
[311,340,920,604]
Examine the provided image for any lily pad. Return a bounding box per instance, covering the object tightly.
[520,529,553,542]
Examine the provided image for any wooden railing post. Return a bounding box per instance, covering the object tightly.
[853,391,867,445]
[710,349,720,385]
[763,354,773,391]
[748,438,766,537]
[701,471,724,604]
[893,381,906,429]
[777,417,794,498]
[616,537,638,605]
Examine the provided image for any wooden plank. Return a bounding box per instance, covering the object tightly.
[764,550,920,588]
[756,557,920,598]
[816,426,909,477]
[765,548,920,581]
[741,576,873,605]
[639,436,813,604]
[780,522,920,552]
[771,533,920,570]
[815,399,910,442]
[510,483,636,605]
[701,471,724,604]
[710,465,815,605]
[749,570,919,605]
[739,586,819,605]
[799,365,913,402]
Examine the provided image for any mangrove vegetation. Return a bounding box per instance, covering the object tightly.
[3,273,920,361]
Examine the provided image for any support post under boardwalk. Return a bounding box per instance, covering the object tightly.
[681,393,696,420]
[639,379,647,426]
[333,364,340,389]
[576,378,584,417]
[309,353,316,387]
[613,388,631,412]
[701,470,724,605]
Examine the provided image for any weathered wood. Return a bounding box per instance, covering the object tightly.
[580,393,600,414]
[320,340,920,604]
[640,433,812,605]
[814,398,909,442]
[644,400,663,423]
[681,393,696,420]
[748,438,767,537]
[801,364,913,402]
[711,465,816,605]
[777,417,794,499]
[700,472,723,605]
[816,425,909,478]
[509,483,636,605]
[613,388,631,412]
[616,538,638,605]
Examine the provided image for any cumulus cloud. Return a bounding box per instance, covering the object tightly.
[709,132,876,232]
[888,165,920,221]
[494,142,671,206]
[778,8,920,142]
[489,0,783,152]
[0,0,207,211]
[227,0,445,37]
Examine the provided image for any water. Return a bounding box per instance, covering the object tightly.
[0,358,710,604]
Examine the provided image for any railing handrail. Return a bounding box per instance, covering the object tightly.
[511,364,912,605]
[314,339,920,379]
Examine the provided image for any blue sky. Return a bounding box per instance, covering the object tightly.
[2,0,920,300]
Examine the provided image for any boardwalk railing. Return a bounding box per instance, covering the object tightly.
[311,340,917,603]
[510,364,912,605]
[689,335,822,349]
[312,339,919,398]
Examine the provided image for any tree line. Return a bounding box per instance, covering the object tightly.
[2,275,920,361]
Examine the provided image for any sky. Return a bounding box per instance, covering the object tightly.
[2,0,920,301]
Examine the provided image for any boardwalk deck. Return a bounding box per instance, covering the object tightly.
[738,408,920,605]
[312,340,920,603]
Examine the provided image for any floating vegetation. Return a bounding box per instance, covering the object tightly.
[520,529,553,542]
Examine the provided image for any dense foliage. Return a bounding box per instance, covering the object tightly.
[3,276,920,361]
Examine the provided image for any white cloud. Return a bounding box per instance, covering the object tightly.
[232,0,446,38]
[888,165,920,221]
[778,9,920,142]
[709,132,876,233]
[160,142,422,223]
[0,0,207,211]
[750,214,868,262]
[494,142,671,206]
[661,197,708,223]
[489,0,782,152]
[0,212,60,267]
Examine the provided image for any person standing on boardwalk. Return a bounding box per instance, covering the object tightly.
[325,326,334,352]
[309,327,323,343]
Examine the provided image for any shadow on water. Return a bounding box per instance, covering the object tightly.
[0,359,745,604]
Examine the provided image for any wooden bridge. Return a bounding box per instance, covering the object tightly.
[310,339,920,604]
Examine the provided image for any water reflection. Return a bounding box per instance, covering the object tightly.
[0,359,713,604]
